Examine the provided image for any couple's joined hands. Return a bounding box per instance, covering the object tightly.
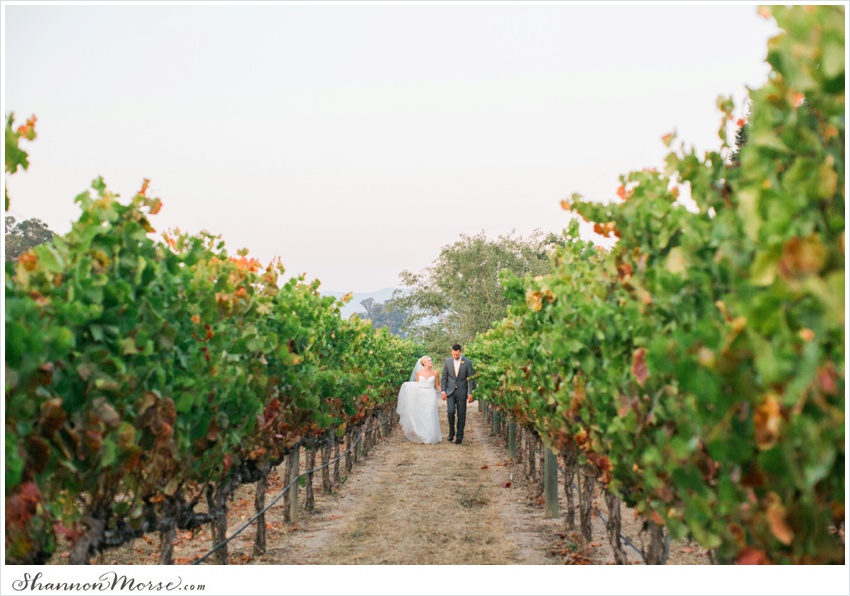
[440,391,474,404]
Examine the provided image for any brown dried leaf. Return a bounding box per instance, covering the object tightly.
[632,348,649,387]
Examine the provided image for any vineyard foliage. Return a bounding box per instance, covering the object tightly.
[5,142,416,562]
[4,113,37,211]
[471,5,844,564]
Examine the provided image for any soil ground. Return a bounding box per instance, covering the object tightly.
[49,401,709,566]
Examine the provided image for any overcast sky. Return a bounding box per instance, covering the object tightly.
[3,3,778,292]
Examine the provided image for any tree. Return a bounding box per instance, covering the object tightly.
[356,297,409,337]
[5,216,56,261]
[388,230,559,356]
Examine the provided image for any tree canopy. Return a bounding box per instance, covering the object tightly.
[355,297,409,338]
[388,230,561,357]
[5,216,56,261]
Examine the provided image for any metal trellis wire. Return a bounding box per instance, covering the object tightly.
[191,416,390,565]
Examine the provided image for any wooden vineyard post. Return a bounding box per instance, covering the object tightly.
[365,424,371,454]
[527,434,536,480]
[604,490,627,565]
[508,418,517,459]
[579,464,595,553]
[363,425,369,456]
[289,445,300,524]
[537,440,545,494]
[254,461,271,556]
[305,445,316,512]
[491,408,499,435]
[366,418,373,455]
[283,451,294,524]
[515,426,524,465]
[334,438,341,482]
[562,447,578,529]
[543,446,559,519]
[345,430,353,473]
[355,429,361,463]
[206,483,230,564]
[322,432,333,494]
[158,498,177,565]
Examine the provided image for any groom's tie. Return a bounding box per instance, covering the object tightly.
[454,358,460,377]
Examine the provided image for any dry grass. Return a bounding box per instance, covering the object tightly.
[259,401,558,565]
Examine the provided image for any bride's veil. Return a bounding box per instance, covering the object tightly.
[409,357,425,381]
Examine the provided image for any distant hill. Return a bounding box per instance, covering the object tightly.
[322,287,402,319]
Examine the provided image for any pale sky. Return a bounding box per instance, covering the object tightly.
[3,2,778,293]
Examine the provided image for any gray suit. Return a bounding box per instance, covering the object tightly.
[441,356,475,442]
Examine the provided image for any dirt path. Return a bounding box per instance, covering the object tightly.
[257,401,561,565]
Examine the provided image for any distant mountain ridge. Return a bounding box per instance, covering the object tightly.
[322,287,401,319]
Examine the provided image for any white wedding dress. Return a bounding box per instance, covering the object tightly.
[396,375,442,444]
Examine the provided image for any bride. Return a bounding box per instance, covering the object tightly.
[396,356,442,444]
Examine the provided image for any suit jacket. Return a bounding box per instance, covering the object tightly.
[441,356,475,397]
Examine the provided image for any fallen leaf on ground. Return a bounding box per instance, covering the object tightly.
[680,546,695,553]
[480,465,489,470]
[501,482,512,488]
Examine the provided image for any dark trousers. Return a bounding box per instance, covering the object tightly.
[446,391,467,441]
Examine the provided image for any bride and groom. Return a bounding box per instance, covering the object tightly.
[396,344,475,445]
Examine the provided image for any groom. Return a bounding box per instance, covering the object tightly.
[441,344,475,445]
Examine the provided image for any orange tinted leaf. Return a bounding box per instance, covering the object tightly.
[738,547,770,564]
[526,291,543,312]
[19,252,37,271]
[766,493,794,545]
[754,393,782,449]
